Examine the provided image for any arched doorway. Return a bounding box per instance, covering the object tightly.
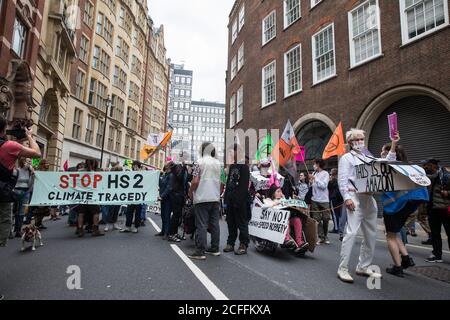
[368,95,450,166]
[296,120,335,168]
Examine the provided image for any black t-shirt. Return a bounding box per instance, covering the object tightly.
[225,164,250,207]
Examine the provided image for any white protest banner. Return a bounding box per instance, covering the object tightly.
[30,171,160,206]
[147,203,161,215]
[354,160,431,194]
[249,202,290,244]
[250,171,285,191]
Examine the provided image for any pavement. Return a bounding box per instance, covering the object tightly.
[0,213,449,300]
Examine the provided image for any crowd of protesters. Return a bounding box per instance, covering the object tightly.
[1,113,450,299]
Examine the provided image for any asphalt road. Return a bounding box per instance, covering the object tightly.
[1,212,449,300]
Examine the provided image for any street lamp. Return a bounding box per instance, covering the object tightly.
[100,95,111,168]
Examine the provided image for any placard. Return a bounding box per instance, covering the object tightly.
[30,171,160,206]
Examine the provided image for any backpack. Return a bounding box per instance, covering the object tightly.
[182,199,196,235]
[0,140,18,203]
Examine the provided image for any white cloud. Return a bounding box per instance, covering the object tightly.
[148,0,235,103]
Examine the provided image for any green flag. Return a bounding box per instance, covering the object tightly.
[255,134,274,161]
[220,167,227,185]
[32,158,41,168]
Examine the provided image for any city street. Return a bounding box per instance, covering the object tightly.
[1,213,449,300]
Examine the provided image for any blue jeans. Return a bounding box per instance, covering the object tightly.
[100,206,109,222]
[140,204,147,221]
[161,200,172,235]
[68,206,78,225]
[14,189,30,232]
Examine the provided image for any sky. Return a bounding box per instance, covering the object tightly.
[148,0,235,103]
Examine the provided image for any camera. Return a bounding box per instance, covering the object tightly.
[6,120,31,140]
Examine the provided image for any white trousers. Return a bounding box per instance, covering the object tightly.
[339,193,378,271]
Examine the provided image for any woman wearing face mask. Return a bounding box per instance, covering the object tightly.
[380,143,429,277]
[337,129,399,283]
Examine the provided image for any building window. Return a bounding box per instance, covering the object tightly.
[84,1,94,27]
[284,0,301,28]
[400,0,449,44]
[107,126,114,151]
[262,60,276,107]
[262,10,276,46]
[312,24,336,84]
[96,13,113,44]
[96,120,105,147]
[349,0,382,67]
[95,82,108,112]
[232,18,238,44]
[113,66,127,92]
[124,135,130,157]
[238,43,244,70]
[85,114,94,144]
[115,130,122,153]
[72,108,82,139]
[12,17,27,58]
[237,86,244,123]
[231,56,237,79]
[92,46,100,69]
[79,36,89,64]
[284,44,302,97]
[88,78,97,106]
[311,0,323,9]
[238,5,245,31]
[75,70,86,100]
[230,94,236,128]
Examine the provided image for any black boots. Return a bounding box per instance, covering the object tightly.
[401,255,415,269]
[386,265,404,277]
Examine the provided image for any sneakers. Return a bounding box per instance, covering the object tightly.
[355,267,383,279]
[294,242,309,253]
[421,238,432,245]
[323,239,330,245]
[188,251,206,260]
[205,248,221,256]
[155,232,164,237]
[223,244,234,253]
[235,244,247,255]
[131,227,139,233]
[425,255,443,263]
[386,265,404,277]
[284,239,297,249]
[104,225,110,232]
[168,235,181,242]
[337,268,354,283]
[339,235,344,242]
[120,227,131,233]
[76,227,85,238]
[401,255,415,269]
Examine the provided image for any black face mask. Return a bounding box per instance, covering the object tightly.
[425,168,436,175]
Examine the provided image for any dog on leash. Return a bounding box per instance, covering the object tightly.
[21,224,44,252]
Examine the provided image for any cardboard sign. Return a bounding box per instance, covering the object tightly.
[280,199,308,209]
[147,203,161,215]
[354,160,431,194]
[30,171,160,206]
[388,112,398,140]
[250,171,285,191]
[249,204,291,244]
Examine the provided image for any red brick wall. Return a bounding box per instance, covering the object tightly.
[226,0,450,134]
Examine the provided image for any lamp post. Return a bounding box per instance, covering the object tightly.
[100,95,111,168]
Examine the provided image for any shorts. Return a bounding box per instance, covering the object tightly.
[310,201,330,221]
[383,201,420,233]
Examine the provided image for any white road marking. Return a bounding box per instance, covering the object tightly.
[147,217,161,233]
[374,237,450,254]
[170,245,229,300]
[147,217,229,300]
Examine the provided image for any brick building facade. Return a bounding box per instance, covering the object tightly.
[226,0,450,166]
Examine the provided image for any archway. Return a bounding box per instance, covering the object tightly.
[296,120,333,162]
[357,85,450,166]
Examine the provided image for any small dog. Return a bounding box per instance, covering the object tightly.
[21,225,44,252]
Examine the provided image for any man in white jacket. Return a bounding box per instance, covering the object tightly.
[337,128,399,283]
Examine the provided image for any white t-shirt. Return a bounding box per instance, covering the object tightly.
[193,156,221,205]
[311,170,330,203]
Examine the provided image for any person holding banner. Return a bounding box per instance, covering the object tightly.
[337,129,399,283]
[264,185,308,252]
[380,143,428,277]
[157,161,174,239]
[75,159,104,237]
[104,164,124,232]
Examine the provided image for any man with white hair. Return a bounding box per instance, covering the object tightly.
[337,128,399,283]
